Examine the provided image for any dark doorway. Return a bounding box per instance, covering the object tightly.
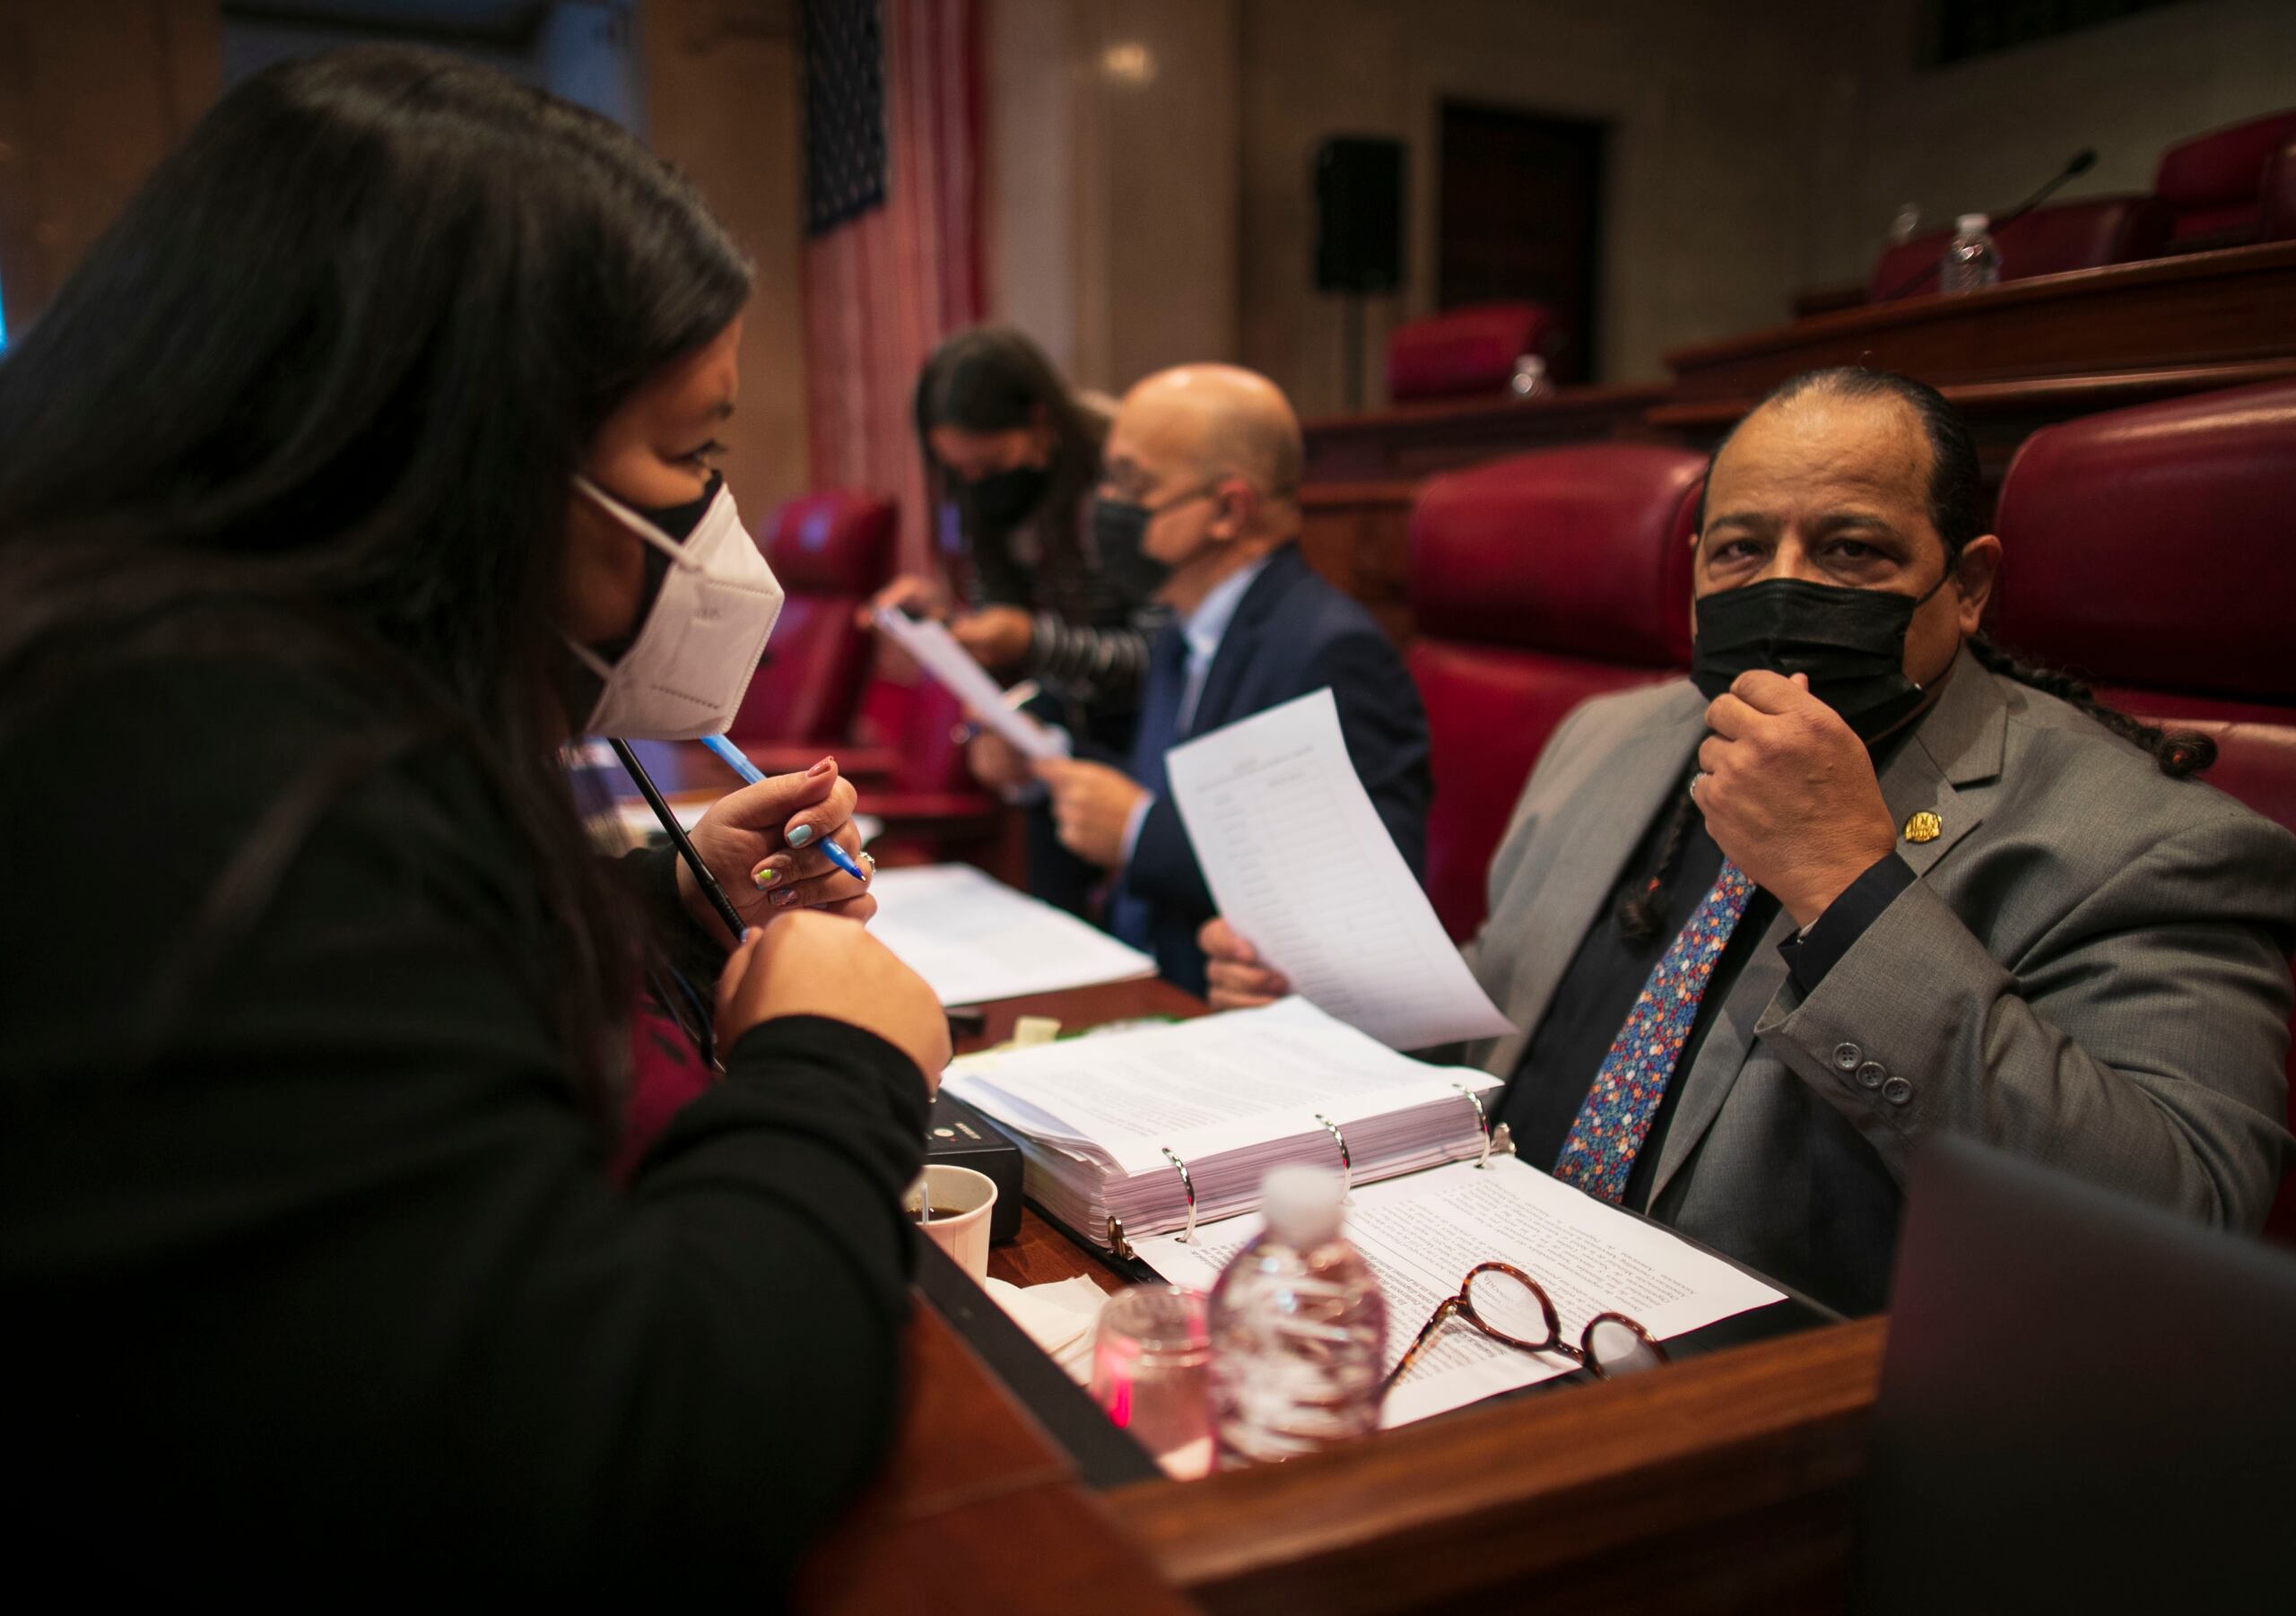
[1438,100,1607,385]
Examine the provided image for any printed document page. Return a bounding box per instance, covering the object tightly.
[872,608,1069,761]
[866,864,1154,1006]
[1165,689,1513,1049]
[1135,1156,1784,1429]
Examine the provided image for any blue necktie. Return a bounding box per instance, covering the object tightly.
[1109,625,1188,950]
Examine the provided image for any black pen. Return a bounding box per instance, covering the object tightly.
[610,738,746,939]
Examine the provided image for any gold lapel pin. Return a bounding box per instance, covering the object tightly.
[1903,811,1944,845]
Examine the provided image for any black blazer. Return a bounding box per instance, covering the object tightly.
[1115,543,1431,993]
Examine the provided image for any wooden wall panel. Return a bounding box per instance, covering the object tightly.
[0,1,222,336]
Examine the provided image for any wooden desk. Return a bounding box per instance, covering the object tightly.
[1663,240,2296,406]
[808,976,1887,1614]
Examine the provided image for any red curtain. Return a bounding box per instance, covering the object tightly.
[803,0,984,578]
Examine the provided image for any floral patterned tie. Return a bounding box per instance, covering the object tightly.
[1554,863,1755,1203]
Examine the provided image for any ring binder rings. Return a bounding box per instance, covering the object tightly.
[1312,1112,1352,1198]
[1454,1082,1495,1169]
[942,999,1509,1254]
[1162,1147,1198,1244]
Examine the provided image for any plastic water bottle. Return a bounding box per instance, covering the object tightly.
[1939,213,2001,294]
[1206,1165,1388,1465]
[1509,353,1553,397]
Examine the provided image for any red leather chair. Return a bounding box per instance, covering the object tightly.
[2154,108,2296,250]
[1406,443,1705,940]
[726,491,896,748]
[2260,137,2296,244]
[1386,301,1559,404]
[1992,377,2296,1240]
[1867,195,2170,301]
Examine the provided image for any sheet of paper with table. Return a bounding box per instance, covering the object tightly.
[871,606,1069,760]
[866,863,1157,1006]
[1136,1157,1785,1429]
[1166,687,1512,1050]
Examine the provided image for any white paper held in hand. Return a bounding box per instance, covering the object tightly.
[871,607,1069,761]
[1165,688,1513,1049]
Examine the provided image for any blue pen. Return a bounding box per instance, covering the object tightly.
[700,733,871,884]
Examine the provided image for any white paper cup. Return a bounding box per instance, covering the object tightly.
[905,1164,997,1280]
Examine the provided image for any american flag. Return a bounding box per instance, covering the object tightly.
[801,0,983,577]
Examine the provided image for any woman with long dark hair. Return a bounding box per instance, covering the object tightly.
[0,48,945,1598]
[879,325,1153,715]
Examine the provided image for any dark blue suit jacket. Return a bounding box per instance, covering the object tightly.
[1109,544,1431,995]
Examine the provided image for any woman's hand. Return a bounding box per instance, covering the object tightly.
[950,605,1033,672]
[715,909,951,1089]
[1199,917,1289,1012]
[682,756,874,944]
[859,572,952,628]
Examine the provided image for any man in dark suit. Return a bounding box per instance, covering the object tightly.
[1015,363,1429,994]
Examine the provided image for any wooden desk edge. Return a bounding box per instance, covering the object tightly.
[1107,1316,1885,1612]
[1662,239,2296,373]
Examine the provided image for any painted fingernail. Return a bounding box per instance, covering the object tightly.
[787,823,815,847]
[751,861,781,890]
[807,756,836,778]
[739,926,756,943]
[770,887,797,908]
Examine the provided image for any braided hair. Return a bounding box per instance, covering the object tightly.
[1617,367,2214,947]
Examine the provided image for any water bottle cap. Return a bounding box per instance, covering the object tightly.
[1260,1164,1345,1241]
[1956,213,1988,233]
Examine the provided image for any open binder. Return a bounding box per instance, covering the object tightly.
[941,999,1512,1255]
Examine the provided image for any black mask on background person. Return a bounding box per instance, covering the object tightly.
[1090,494,1172,600]
[1690,573,1949,741]
[1091,485,1222,603]
[962,464,1049,529]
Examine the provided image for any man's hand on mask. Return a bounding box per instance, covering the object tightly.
[1694,671,1899,931]
[1033,758,1149,869]
[951,605,1034,673]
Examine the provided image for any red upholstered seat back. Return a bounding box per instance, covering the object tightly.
[2155,108,2296,248]
[1407,443,1706,940]
[727,491,896,745]
[1992,378,2296,1239]
[2261,138,2296,245]
[1867,195,2170,302]
[1386,301,1559,403]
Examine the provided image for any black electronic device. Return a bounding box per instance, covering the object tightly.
[1314,135,1405,294]
[1851,1136,2296,1611]
[926,1088,1024,1245]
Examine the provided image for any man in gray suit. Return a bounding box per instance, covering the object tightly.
[1202,368,2295,1315]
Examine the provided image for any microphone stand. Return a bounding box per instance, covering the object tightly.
[1874,152,2098,303]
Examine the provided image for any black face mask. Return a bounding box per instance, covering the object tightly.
[1690,573,1948,741]
[962,465,1049,529]
[1090,486,1215,603]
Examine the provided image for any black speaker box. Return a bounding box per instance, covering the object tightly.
[1314,135,1405,293]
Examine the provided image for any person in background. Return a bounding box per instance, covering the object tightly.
[883,326,1149,703]
[876,325,1161,909]
[972,364,1431,994]
[0,48,947,1599]
[1202,368,2294,1316]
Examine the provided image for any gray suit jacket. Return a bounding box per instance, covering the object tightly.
[1462,647,2296,1314]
